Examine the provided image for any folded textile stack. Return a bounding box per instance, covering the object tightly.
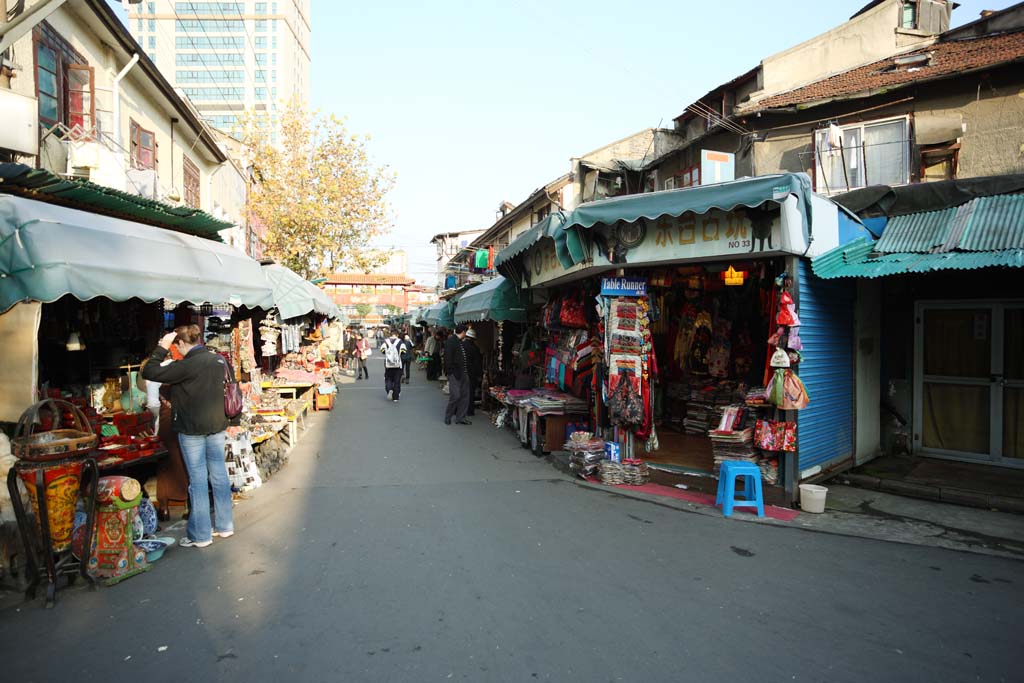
[758,455,779,485]
[745,386,769,406]
[709,405,757,471]
[684,385,715,434]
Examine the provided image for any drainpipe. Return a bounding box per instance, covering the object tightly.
[112,53,139,154]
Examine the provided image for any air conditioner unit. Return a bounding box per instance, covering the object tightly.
[0,90,39,156]
[126,168,158,199]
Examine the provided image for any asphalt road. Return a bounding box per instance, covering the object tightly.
[1,357,1021,682]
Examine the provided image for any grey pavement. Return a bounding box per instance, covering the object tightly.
[0,356,1021,682]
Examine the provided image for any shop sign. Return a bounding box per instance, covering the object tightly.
[600,277,647,297]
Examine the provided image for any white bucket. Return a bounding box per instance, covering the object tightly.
[799,484,828,513]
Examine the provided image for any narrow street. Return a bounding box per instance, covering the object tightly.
[1,357,1021,681]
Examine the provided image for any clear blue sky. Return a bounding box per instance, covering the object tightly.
[109,0,1017,283]
[309,0,1015,283]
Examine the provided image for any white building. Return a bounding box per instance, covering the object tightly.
[126,0,311,140]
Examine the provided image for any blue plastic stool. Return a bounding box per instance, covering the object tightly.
[715,461,765,517]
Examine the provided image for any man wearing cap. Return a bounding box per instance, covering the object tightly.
[463,327,483,417]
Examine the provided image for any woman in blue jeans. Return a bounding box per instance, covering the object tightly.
[143,324,234,548]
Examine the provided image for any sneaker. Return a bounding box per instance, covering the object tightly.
[179,537,212,548]
[392,398,398,402]
[387,390,393,399]
[212,530,234,538]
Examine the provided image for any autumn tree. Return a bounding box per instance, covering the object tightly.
[243,101,394,279]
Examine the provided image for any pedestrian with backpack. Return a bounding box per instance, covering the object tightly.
[380,328,410,402]
[401,333,414,383]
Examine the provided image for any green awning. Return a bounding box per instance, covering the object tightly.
[0,195,274,313]
[558,173,813,265]
[495,213,586,282]
[262,264,342,320]
[423,301,454,328]
[812,236,1024,279]
[813,194,1024,279]
[0,162,233,238]
[454,276,526,323]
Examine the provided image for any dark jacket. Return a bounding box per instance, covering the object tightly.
[463,338,482,381]
[142,345,228,435]
[444,334,467,379]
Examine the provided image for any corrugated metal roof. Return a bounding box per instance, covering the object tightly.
[812,236,1024,279]
[876,195,1024,254]
[959,194,1024,251]
[0,163,232,238]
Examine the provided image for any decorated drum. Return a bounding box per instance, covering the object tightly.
[96,476,142,508]
[16,457,84,552]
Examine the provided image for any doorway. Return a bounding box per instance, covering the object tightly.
[913,302,1024,467]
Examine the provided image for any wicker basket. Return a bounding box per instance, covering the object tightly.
[12,399,98,462]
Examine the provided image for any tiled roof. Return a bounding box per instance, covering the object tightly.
[325,273,415,286]
[742,30,1024,113]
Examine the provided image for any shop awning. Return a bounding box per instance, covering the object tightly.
[813,194,1024,279]
[262,263,342,320]
[495,213,586,281]
[0,195,275,313]
[454,276,527,323]
[0,163,233,239]
[559,173,814,266]
[423,301,454,328]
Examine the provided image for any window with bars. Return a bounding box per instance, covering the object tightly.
[175,19,244,32]
[813,117,910,193]
[255,36,267,48]
[130,119,158,171]
[176,36,244,49]
[174,2,244,14]
[176,52,244,66]
[183,156,201,209]
[176,70,245,82]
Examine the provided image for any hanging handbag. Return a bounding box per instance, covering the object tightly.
[781,370,810,410]
[223,361,244,419]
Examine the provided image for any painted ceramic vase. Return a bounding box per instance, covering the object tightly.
[96,476,142,508]
[16,457,83,552]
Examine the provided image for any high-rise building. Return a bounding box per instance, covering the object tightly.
[126,1,311,140]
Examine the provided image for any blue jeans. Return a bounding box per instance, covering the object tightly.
[178,431,233,542]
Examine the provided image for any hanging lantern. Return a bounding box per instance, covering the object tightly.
[722,265,747,286]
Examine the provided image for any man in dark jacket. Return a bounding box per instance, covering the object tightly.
[444,324,471,425]
[463,328,483,416]
[143,325,233,548]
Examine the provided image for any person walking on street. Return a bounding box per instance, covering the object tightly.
[355,334,371,380]
[444,324,471,425]
[424,330,439,381]
[463,328,483,417]
[142,324,233,548]
[401,334,413,383]
[380,329,410,401]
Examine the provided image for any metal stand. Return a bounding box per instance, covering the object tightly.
[7,459,99,608]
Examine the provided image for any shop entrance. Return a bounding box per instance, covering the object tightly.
[914,301,1024,467]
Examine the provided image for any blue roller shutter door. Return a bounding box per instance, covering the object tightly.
[797,259,855,472]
